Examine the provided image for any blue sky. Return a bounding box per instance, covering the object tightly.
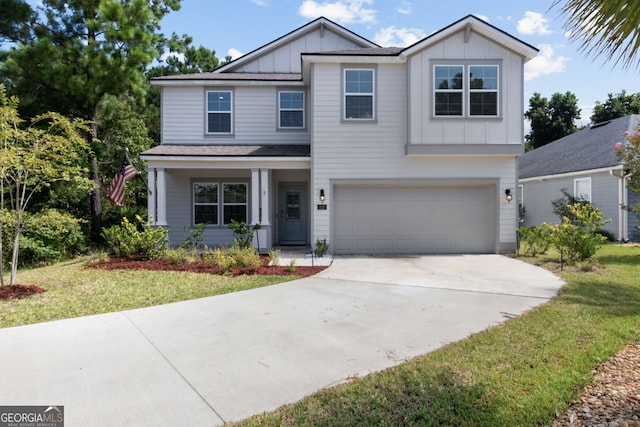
[160,0,640,126]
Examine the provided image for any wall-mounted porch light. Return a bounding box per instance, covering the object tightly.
[319,189,325,202]
[505,188,513,203]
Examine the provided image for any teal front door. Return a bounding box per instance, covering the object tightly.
[278,184,308,245]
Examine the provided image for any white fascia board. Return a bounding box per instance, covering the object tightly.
[519,165,624,182]
[301,55,405,65]
[151,80,305,87]
[141,156,311,170]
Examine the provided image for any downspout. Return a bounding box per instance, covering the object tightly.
[610,168,633,241]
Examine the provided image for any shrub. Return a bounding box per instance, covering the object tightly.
[228,219,261,249]
[286,259,296,273]
[180,223,206,251]
[314,238,330,257]
[229,244,262,270]
[550,203,610,264]
[1,209,86,268]
[204,248,236,274]
[517,224,553,256]
[101,215,168,259]
[268,249,281,266]
[164,248,195,265]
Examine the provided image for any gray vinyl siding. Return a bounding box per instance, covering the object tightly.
[406,30,525,146]
[163,169,251,247]
[310,62,518,249]
[160,86,310,145]
[520,171,621,239]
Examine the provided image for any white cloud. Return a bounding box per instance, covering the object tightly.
[227,48,244,60]
[298,0,376,24]
[396,1,412,15]
[374,26,425,47]
[524,44,568,80]
[160,52,186,63]
[517,11,552,36]
[251,0,269,6]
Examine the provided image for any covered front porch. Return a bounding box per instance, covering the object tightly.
[140,145,311,252]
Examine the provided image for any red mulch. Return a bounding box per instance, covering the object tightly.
[0,284,47,300]
[89,255,327,278]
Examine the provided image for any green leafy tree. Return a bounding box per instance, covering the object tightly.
[590,91,640,124]
[0,85,94,285]
[616,128,640,221]
[0,0,182,240]
[525,92,581,150]
[553,0,640,69]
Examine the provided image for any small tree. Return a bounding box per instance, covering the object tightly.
[616,128,640,221]
[0,85,94,285]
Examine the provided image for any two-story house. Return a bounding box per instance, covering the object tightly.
[141,15,538,254]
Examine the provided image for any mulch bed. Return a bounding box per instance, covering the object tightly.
[89,255,328,278]
[0,284,47,300]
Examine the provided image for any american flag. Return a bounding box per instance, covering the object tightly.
[107,156,138,206]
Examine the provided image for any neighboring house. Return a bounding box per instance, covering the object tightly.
[141,15,538,254]
[519,114,640,242]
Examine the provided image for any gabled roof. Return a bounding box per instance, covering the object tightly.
[215,16,379,73]
[519,115,640,179]
[402,14,538,62]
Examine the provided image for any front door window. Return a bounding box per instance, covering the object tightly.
[286,191,301,220]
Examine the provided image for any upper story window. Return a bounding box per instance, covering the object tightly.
[434,64,499,117]
[574,178,592,202]
[207,90,232,134]
[279,91,304,128]
[344,69,374,120]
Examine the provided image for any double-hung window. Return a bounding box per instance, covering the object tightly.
[207,90,232,134]
[434,64,499,117]
[193,182,247,225]
[344,69,374,120]
[279,91,304,128]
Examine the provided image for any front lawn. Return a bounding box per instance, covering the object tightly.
[0,256,299,328]
[234,244,640,426]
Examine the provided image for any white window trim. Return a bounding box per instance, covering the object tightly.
[469,65,499,117]
[222,182,249,225]
[433,64,500,118]
[574,177,592,202]
[278,90,305,129]
[433,64,464,117]
[192,181,248,226]
[344,68,375,121]
[193,182,219,226]
[206,90,233,135]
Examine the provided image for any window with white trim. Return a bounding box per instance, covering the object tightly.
[193,182,247,225]
[434,64,499,117]
[344,69,374,120]
[207,91,232,134]
[278,91,304,128]
[574,178,592,202]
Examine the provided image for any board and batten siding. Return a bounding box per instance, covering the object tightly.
[520,171,621,239]
[407,29,525,145]
[309,62,518,250]
[160,86,310,145]
[234,28,366,73]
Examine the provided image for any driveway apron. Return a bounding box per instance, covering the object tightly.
[0,255,564,426]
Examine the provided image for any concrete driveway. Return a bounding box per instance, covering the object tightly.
[0,255,563,426]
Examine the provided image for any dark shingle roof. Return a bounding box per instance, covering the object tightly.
[519,115,640,179]
[141,144,310,157]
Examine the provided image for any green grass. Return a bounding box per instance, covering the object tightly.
[233,244,640,426]
[0,255,297,328]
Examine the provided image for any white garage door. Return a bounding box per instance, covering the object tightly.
[333,185,495,254]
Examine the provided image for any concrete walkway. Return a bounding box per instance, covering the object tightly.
[0,255,564,426]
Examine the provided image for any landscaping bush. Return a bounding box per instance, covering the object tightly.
[1,209,86,268]
[101,215,168,259]
[517,224,553,256]
[550,203,610,264]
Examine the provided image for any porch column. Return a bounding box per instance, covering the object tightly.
[250,168,260,225]
[147,168,156,224]
[156,167,167,226]
[260,168,271,225]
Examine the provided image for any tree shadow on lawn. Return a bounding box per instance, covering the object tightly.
[559,277,640,317]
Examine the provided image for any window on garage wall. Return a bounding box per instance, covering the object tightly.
[574,177,592,202]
